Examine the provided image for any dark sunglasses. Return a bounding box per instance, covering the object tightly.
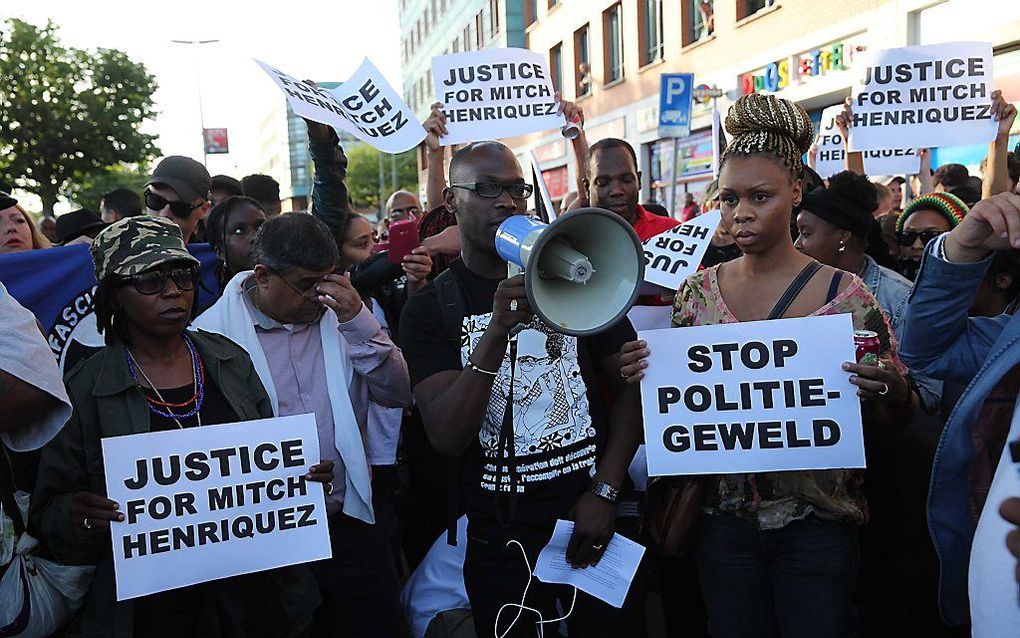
[450,182,534,199]
[121,266,198,295]
[896,229,945,247]
[145,189,205,219]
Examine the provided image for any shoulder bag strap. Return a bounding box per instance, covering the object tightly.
[766,261,823,320]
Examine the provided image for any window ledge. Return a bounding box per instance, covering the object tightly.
[681,33,716,53]
[735,3,781,28]
[639,57,666,74]
[575,90,593,103]
[603,77,626,90]
[546,2,563,17]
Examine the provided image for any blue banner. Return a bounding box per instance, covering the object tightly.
[659,73,695,139]
[0,244,221,373]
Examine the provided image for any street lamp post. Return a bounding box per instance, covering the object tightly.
[171,39,220,166]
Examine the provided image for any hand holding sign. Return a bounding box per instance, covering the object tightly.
[71,491,124,540]
[991,89,1019,138]
[423,102,449,153]
[641,211,720,291]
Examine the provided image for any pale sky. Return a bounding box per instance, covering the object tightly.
[3,0,403,211]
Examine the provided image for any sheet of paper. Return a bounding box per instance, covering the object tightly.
[534,519,646,608]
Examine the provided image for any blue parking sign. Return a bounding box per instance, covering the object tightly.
[659,73,694,138]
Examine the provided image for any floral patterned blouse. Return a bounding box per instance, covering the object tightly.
[669,263,906,530]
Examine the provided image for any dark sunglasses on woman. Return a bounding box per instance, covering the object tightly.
[121,266,198,295]
[896,229,945,247]
[145,189,205,219]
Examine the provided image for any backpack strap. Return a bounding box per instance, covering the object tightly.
[434,268,468,546]
[766,261,823,320]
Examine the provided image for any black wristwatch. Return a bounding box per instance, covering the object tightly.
[590,480,620,504]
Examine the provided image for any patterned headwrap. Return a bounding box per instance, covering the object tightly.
[722,94,814,177]
[896,192,969,232]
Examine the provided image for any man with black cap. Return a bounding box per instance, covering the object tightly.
[55,209,107,245]
[145,155,211,242]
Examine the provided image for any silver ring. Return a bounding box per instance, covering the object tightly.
[83,517,92,530]
[592,544,604,551]
[879,383,890,396]
[620,370,629,380]
[509,299,518,312]
[326,482,334,496]
[877,361,888,371]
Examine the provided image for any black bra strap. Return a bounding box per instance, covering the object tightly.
[767,261,823,320]
[825,271,844,304]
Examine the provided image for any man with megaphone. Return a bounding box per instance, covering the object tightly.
[400,140,644,637]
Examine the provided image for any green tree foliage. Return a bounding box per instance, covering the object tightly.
[0,19,159,216]
[66,163,151,212]
[344,143,419,210]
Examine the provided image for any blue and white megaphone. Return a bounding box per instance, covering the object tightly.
[495,207,645,336]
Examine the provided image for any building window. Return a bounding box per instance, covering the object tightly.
[525,0,538,26]
[683,0,714,46]
[463,26,471,51]
[476,11,484,48]
[549,43,563,94]
[638,0,663,66]
[548,0,558,7]
[490,0,500,36]
[738,0,774,21]
[602,3,624,84]
[574,24,591,97]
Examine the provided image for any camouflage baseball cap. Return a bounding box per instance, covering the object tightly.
[91,216,199,282]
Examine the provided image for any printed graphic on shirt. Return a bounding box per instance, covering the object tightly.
[461,312,596,494]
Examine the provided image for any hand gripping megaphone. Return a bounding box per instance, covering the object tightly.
[494,207,645,336]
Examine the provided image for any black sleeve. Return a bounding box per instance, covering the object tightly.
[588,316,637,367]
[398,284,463,388]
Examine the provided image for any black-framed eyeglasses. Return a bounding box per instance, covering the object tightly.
[450,182,534,199]
[896,229,945,247]
[121,266,198,295]
[145,189,205,219]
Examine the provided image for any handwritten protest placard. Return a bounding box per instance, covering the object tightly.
[432,48,563,145]
[641,211,720,291]
[814,105,920,179]
[256,58,425,153]
[102,414,331,600]
[848,41,997,151]
[639,314,864,477]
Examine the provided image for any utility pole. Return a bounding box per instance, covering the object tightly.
[171,39,220,167]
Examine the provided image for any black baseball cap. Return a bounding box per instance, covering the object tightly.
[0,191,16,210]
[147,156,211,203]
[210,174,243,197]
[55,208,108,244]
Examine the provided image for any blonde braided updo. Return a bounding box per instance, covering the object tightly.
[722,94,814,177]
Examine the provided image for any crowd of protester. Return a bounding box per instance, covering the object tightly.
[2,82,1020,638]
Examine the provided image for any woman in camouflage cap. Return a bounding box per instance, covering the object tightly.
[31,216,331,637]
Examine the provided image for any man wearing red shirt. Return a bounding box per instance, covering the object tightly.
[581,138,679,242]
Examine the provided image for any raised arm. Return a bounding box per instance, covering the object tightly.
[835,98,865,177]
[983,90,1018,200]
[423,103,448,211]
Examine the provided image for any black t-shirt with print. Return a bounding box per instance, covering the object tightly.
[400,258,634,524]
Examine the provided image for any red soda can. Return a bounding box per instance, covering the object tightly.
[854,330,880,365]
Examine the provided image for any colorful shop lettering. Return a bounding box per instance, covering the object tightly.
[740,42,861,95]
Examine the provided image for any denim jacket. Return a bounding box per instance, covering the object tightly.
[861,255,943,412]
[898,237,1015,626]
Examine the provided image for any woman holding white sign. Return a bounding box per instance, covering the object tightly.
[618,94,907,638]
[30,217,331,638]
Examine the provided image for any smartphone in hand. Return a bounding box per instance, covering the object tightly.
[387,219,420,264]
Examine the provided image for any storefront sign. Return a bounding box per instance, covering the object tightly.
[740,41,863,95]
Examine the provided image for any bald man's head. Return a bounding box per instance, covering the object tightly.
[385,190,421,221]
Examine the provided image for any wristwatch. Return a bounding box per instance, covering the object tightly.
[590,480,620,504]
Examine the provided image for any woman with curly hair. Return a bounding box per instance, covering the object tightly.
[618,94,906,637]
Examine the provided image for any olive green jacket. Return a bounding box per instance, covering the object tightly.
[29,329,320,638]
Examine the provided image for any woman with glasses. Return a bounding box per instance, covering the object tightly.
[618,94,908,637]
[31,216,330,638]
[895,192,969,280]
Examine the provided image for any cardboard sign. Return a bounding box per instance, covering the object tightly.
[256,59,425,154]
[432,48,563,145]
[641,211,720,292]
[814,105,920,179]
[848,41,997,151]
[639,314,865,477]
[102,414,331,600]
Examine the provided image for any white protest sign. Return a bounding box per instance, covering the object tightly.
[102,414,331,600]
[814,105,920,179]
[641,211,720,291]
[432,48,563,145]
[639,314,864,477]
[255,58,425,153]
[848,41,997,151]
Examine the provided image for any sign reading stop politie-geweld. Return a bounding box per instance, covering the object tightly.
[639,314,865,477]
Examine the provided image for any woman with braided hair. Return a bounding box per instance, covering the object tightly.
[618,94,907,637]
